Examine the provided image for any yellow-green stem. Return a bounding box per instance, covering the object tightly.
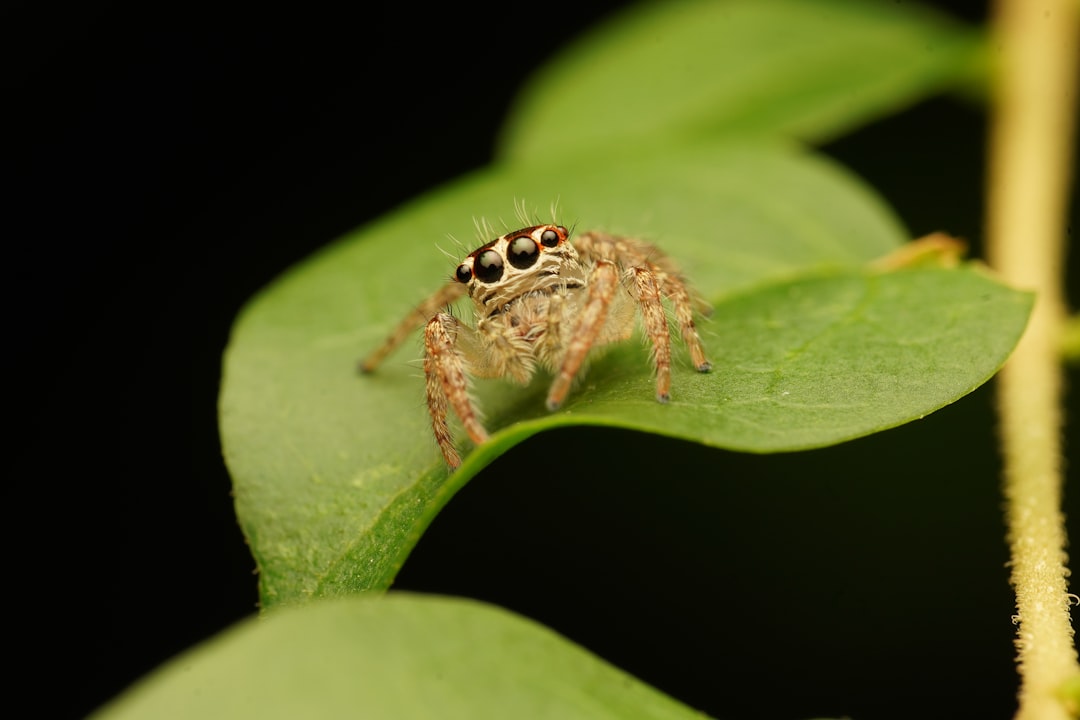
[986,0,1080,718]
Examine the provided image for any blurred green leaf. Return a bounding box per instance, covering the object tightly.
[93,595,706,720]
[499,0,982,161]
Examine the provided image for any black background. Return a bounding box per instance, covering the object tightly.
[9,1,1077,718]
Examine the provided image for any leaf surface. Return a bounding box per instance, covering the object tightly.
[93,595,706,720]
[499,0,982,161]
[220,0,1001,608]
[219,141,1029,606]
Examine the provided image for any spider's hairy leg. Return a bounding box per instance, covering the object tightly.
[572,230,647,265]
[424,312,489,469]
[547,259,620,411]
[574,230,711,373]
[633,267,673,402]
[655,272,712,373]
[359,281,466,373]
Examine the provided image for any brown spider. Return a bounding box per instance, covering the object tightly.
[359,222,712,469]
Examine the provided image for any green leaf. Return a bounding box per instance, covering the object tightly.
[92,594,706,720]
[456,266,1031,463]
[499,0,982,162]
[219,139,1030,607]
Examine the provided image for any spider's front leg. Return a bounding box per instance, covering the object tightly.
[424,312,489,469]
[359,281,466,373]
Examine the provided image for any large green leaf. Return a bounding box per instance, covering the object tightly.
[220,0,1002,608]
[219,140,1030,606]
[92,594,706,720]
[499,0,982,162]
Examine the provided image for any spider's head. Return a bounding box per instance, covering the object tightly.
[453,224,580,310]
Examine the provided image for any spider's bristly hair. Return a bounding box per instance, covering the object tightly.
[514,197,531,228]
[640,241,663,265]
[438,236,466,263]
[549,197,562,225]
[475,216,500,244]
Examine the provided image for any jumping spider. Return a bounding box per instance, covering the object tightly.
[359,221,712,469]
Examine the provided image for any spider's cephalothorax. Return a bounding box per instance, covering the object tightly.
[360,222,711,469]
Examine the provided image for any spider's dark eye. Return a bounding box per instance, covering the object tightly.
[540,228,560,247]
[473,249,504,283]
[508,236,540,269]
[455,264,472,283]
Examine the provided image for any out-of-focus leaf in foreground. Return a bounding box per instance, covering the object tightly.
[93,595,707,720]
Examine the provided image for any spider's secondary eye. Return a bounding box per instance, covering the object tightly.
[455,264,472,283]
[508,236,540,269]
[540,229,560,247]
[473,249,504,283]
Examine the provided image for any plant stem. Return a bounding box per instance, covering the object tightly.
[986,0,1080,717]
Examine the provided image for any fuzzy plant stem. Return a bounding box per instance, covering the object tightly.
[986,0,1080,717]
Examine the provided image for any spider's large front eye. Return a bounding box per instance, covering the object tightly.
[473,249,504,283]
[508,236,540,269]
[540,228,560,247]
[455,264,472,283]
